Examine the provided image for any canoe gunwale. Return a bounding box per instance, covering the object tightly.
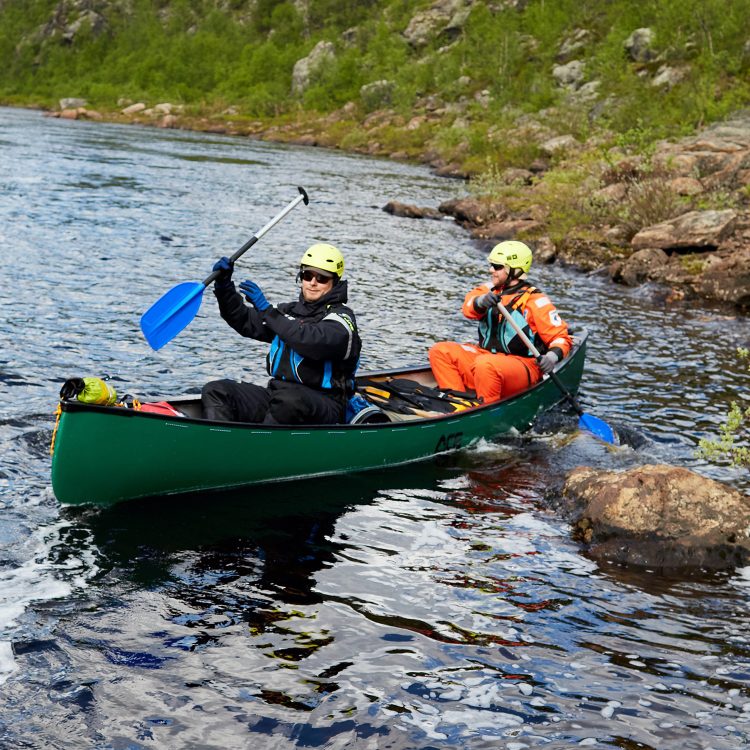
[57,331,589,431]
[51,331,589,504]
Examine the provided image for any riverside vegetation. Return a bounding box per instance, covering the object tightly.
[2,0,749,466]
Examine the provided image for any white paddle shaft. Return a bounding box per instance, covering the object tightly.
[495,300,542,358]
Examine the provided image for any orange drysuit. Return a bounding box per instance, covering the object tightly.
[429,281,572,403]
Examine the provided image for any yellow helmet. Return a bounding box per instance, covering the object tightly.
[487,240,533,274]
[300,243,345,278]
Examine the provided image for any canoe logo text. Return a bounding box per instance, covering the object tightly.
[436,432,463,453]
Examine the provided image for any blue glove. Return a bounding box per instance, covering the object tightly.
[537,351,560,374]
[239,279,270,312]
[212,256,234,288]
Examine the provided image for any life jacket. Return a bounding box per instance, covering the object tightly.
[267,297,361,397]
[477,283,548,357]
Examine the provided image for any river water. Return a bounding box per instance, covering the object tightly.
[1,105,749,749]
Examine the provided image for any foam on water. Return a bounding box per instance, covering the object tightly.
[734,566,750,588]
[0,521,98,685]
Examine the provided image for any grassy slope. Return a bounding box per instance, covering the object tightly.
[2,0,750,238]
[3,2,750,137]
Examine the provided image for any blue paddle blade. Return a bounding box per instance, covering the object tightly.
[579,412,618,445]
[140,281,206,350]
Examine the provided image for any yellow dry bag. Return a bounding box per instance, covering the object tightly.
[60,377,118,406]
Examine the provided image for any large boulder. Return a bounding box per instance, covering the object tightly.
[653,112,750,190]
[695,246,750,307]
[63,10,107,42]
[540,134,580,156]
[121,102,146,116]
[558,464,750,570]
[552,60,585,89]
[615,246,669,286]
[31,7,108,45]
[402,0,473,48]
[651,64,688,89]
[291,41,335,95]
[470,218,542,240]
[382,201,443,220]
[557,29,590,62]
[631,209,737,250]
[59,97,86,109]
[623,28,657,63]
[438,197,509,226]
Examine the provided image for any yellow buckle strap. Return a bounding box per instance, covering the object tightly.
[50,403,62,456]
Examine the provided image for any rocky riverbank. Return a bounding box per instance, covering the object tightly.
[386,112,750,311]
[38,101,750,569]
[45,100,750,311]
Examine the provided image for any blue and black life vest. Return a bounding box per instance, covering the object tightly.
[266,305,360,396]
[214,277,361,398]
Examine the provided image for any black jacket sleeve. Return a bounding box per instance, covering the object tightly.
[263,306,357,360]
[214,283,274,343]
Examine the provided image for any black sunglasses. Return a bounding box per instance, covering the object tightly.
[490,263,505,270]
[301,269,334,284]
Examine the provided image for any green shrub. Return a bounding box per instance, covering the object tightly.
[698,349,750,467]
[613,173,687,236]
[678,255,707,275]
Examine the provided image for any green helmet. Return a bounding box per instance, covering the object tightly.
[487,240,533,274]
[300,243,345,278]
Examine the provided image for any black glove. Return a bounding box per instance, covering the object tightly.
[537,351,560,374]
[474,291,500,312]
[212,256,234,288]
[60,377,85,400]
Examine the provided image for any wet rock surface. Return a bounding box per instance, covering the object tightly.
[557,464,750,570]
[382,201,444,220]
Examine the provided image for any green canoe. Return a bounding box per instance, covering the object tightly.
[50,332,588,506]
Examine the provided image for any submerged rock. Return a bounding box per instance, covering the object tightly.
[382,201,443,220]
[558,464,750,570]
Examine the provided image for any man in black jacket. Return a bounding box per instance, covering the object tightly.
[201,243,361,425]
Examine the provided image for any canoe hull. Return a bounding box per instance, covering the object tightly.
[51,336,588,506]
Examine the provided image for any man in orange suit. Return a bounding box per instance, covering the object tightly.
[429,240,572,403]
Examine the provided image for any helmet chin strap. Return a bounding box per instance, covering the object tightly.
[492,268,525,293]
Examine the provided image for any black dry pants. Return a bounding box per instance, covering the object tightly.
[201,378,344,425]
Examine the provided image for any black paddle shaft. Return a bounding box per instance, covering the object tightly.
[201,187,309,287]
[547,370,584,417]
